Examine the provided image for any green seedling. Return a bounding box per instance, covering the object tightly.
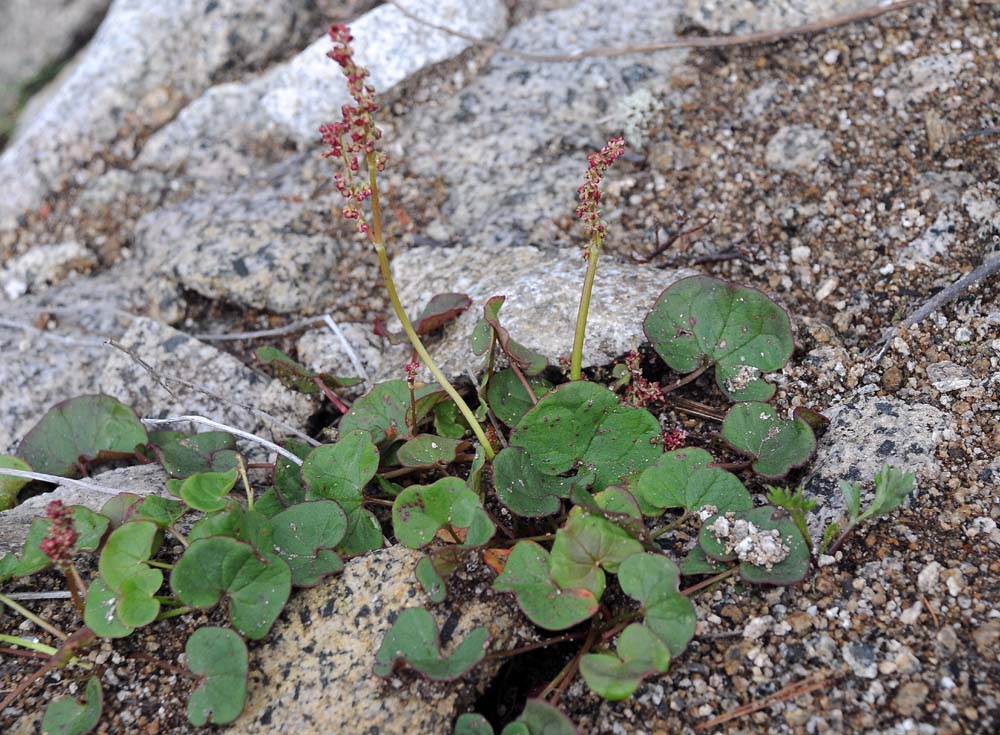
[823,465,916,554]
[374,607,489,680]
[392,477,495,548]
[145,430,240,478]
[185,627,249,726]
[721,402,816,479]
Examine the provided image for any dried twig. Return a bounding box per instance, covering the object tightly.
[872,251,1000,360]
[0,468,131,496]
[195,316,327,342]
[694,673,835,731]
[106,340,320,447]
[3,592,73,601]
[389,0,923,63]
[140,416,305,465]
[0,318,108,348]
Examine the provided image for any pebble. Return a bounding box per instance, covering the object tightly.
[894,682,929,716]
[842,642,878,679]
[743,615,774,640]
[899,601,923,625]
[917,561,942,593]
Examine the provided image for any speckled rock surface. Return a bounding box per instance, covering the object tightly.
[0,464,167,553]
[681,0,871,34]
[0,0,109,126]
[98,317,314,437]
[395,0,688,248]
[234,544,532,735]
[765,124,833,174]
[0,242,97,300]
[803,395,951,544]
[297,322,383,389]
[0,0,342,232]
[380,245,699,382]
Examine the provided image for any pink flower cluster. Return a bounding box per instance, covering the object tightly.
[319,24,388,235]
[40,500,76,563]
[404,358,420,386]
[622,350,664,408]
[575,136,626,243]
[662,427,688,451]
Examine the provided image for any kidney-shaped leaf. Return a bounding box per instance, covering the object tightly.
[492,447,586,518]
[721,402,816,479]
[42,675,102,735]
[17,395,147,477]
[549,510,643,599]
[580,623,670,700]
[492,540,599,631]
[397,434,466,467]
[270,500,347,587]
[185,627,248,726]
[502,700,577,735]
[171,536,291,639]
[375,607,489,680]
[0,455,31,510]
[618,552,696,657]
[393,477,495,549]
[644,275,793,401]
[486,369,552,427]
[698,506,810,585]
[454,713,494,735]
[179,468,238,513]
[512,382,661,491]
[636,448,752,517]
[146,430,239,479]
[339,381,442,444]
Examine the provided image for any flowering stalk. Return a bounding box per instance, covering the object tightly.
[40,501,86,616]
[570,137,626,381]
[321,24,494,459]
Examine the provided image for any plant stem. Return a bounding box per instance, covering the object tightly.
[681,566,739,597]
[485,632,586,660]
[649,511,690,540]
[146,560,174,570]
[237,456,254,512]
[154,606,194,622]
[0,634,58,657]
[660,363,711,393]
[63,562,87,618]
[313,376,350,414]
[367,157,494,460]
[0,593,67,640]
[570,238,601,381]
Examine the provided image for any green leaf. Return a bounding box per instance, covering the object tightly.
[617,552,696,657]
[492,447,585,518]
[302,431,382,555]
[434,401,468,439]
[415,555,449,603]
[339,380,442,444]
[698,506,811,585]
[134,496,186,528]
[254,487,285,518]
[397,434,466,467]
[374,607,489,680]
[270,501,346,587]
[68,506,110,551]
[859,465,916,522]
[511,382,661,491]
[185,627,248,726]
[679,545,728,576]
[98,493,142,528]
[466,445,488,497]
[502,700,577,735]
[580,623,670,700]
[273,438,312,506]
[644,275,793,401]
[492,541,599,631]
[721,402,816,479]
[0,455,31,510]
[16,395,147,477]
[179,468,239,513]
[393,477,495,549]
[117,575,162,627]
[839,480,862,521]
[413,292,472,335]
[254,346,361,394]
[83,577,133,638]
[145,430,239,479]
[98,521,160,590]
[42,675,102,735]
[171,536,291,639]
[486,369,552,426]
[549,509,643,598]
[636,448,752,516]
[454,713,494,735]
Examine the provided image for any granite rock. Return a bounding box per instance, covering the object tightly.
[879,52,976,112]
[297,322,384,390]
[804,395,950,543]
[379,244,698,382]
[98,317,314,439]
[681,0,871,34]
[0,464,167,553]
[396,0,687,248]
[765,125,832,174]
[234,544,532,735]
[1,242,97,300]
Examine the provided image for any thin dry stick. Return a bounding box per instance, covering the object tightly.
[872,251,1000,360]
[323,314,371,388]
[694,674,834,731]
[0,467,130,496]
[4,592,73,601]
[140,416,304,465]
[106,340,320,447]
[0,318,109,348]
[389,0,923,62]
[195,316,327,341]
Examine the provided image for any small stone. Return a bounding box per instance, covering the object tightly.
[894,682,929,716]
[765,125,832,173]
[917,561,942,593]
[926,361,974,392]
[817,554,837,567]
[842,642,878,679]
[791,245,811,264]
[936,625,959,658]
[942,568,965,597]
[743,615,774,640]
[972,620,1000,655]
[882,366,903,392]
[899,601,923,625]
[954,326,972,343]
[822,49,841,65]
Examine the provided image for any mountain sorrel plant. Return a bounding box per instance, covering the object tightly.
[320,22,494,459]
[570,135,625,381]
[0,22,923,734]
